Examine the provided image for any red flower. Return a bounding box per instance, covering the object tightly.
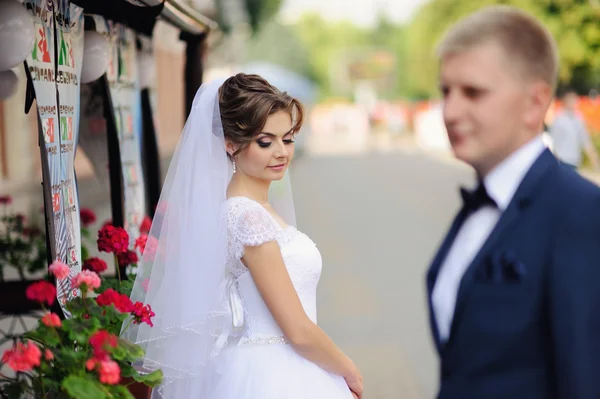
[131,302,155,327]
[139,216,152,234]
[86,358,97,370]
[97,225,129,253]
[83,257,108,273]
[96,289,133,313]
[26,281,56,306]
[0,195,12,205]
[102,219,112,229]
[44,349,54,361]
[80,208,97,227]
[89,330,118,360]
[134,234,148,253]
[41,312,62,328]
[117,250,138,267]
[1,341,41,372]
[22,227,41,238]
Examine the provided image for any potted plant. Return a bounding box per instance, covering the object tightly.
[0,218,162,398]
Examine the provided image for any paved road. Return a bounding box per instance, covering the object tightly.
[290,142,473,399]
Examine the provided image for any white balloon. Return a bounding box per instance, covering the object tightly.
[0,69,18,100]
[80,31,110,84]
[0,0,36,71]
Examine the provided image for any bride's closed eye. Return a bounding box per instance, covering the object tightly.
[256,136,295,148]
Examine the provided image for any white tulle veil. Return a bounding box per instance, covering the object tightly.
[122,77,296,397]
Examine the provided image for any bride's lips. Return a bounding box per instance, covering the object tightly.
[267,163,286,172]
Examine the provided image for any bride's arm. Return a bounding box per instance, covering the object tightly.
[243,241,363,397]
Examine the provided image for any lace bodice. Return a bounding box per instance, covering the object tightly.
[225,197,322,338]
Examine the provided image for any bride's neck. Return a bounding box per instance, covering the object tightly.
[227,173,270,204]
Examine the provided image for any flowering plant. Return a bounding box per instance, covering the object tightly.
[0,260,162,398]
[0,196,47,282]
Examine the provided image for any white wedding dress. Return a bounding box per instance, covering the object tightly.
[203,196,354,398]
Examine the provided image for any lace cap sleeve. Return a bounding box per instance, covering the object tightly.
[232,199,278,248]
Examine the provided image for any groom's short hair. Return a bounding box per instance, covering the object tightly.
[437,5,559,90]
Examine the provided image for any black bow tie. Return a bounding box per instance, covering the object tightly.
[460,183,497,213]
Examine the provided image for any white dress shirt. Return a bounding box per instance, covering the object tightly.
[432,135,547,341]
[549,110,592,167]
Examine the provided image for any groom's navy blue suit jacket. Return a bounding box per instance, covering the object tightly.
[426,149,600,399]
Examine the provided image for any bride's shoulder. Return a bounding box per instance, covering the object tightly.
[225,197,279,245]
[226,196,261,214]
[225,197,270,226]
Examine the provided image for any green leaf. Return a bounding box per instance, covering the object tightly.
[82,244,90,261]
[1,381,26,398]
[63,317,101,343]
[66,297,98,317]
[62,376,108,399]
[23,327,60,347]
[112,338,144,361]
[117,280,133,297]
[132,369,164,388]
[107,384,136,399]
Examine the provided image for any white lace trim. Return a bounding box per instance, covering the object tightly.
[226,197,297,278]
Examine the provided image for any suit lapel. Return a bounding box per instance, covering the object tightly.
[445,149,558,345]
[426,208,468,350]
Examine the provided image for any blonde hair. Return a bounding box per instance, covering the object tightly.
[437,6,559,89]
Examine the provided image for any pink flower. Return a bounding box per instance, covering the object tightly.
[26,281,56,306]
[135,234,148,253]
[98,359,121,385]
[44,349,54,361]
[142,235,158,259]
[1,341,41,372]
[141,278,151,292]
[41,312,62,328]
[71,270,101,291]
[49,260,70,280]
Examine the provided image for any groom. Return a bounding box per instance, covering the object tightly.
[426,6,600,399]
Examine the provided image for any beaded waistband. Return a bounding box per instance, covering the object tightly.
[238,335,289,345]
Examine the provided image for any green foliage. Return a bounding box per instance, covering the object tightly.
[244,19,313,79]
[214,0,283,34]
[0,208,47,282]
[404,0,600,97]
[0,277,160,398]
[245,0,284,34]
[290,12,407,100]
[249,1,600,100]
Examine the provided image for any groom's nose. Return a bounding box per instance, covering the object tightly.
[443,90,468,125]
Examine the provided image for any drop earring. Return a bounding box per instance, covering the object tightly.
[232,159,236,174]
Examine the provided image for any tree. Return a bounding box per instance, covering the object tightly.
[404,0,600,98]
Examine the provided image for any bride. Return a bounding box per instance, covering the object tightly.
[124,73,363,398]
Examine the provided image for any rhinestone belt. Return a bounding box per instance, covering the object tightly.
[238,335,289,345]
